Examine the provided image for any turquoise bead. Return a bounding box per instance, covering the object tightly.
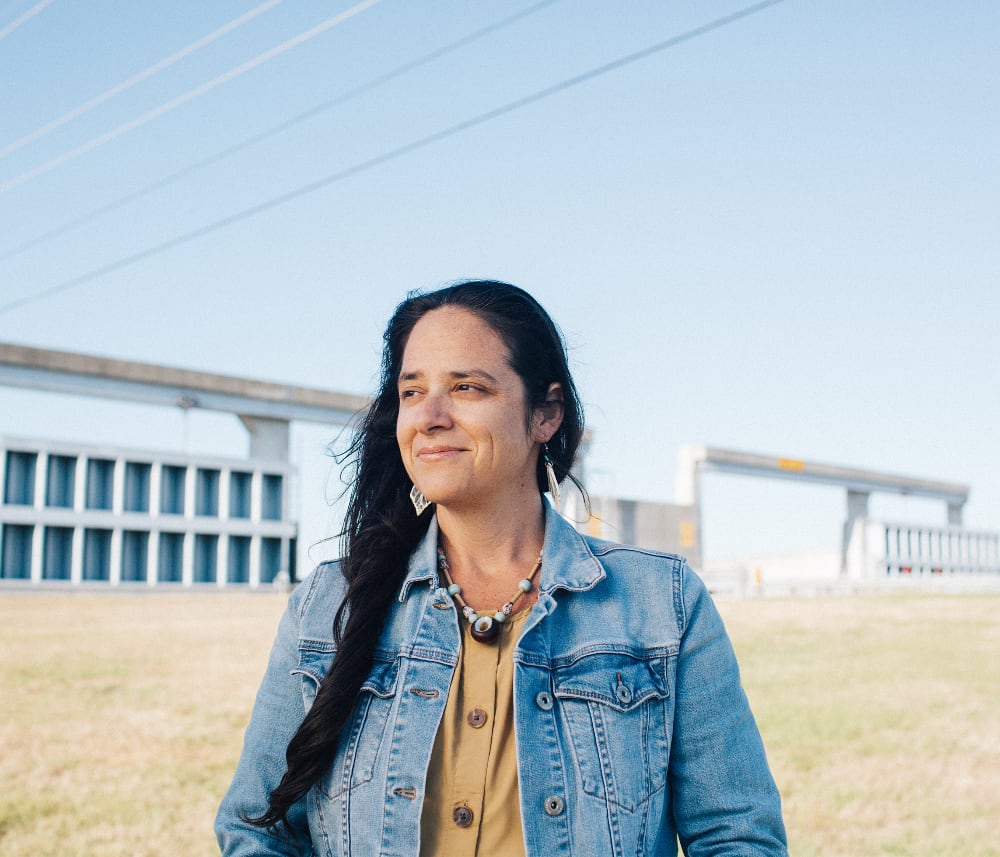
[447,583,461,596]
[494,611,506,623]
[518,579,532,592]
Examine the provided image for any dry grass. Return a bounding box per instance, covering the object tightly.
[1,590,997,856]
[719,594,1000,857]
[0,591,288,857]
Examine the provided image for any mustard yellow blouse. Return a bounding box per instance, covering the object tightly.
[419,609,529,857]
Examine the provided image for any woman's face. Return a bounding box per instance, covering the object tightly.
[396,307,559,512]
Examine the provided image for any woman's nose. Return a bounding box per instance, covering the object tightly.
[415,391,453,432]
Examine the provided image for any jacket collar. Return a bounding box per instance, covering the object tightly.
[398,502,604,603]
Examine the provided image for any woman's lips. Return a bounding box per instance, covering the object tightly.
[416,446,464,461]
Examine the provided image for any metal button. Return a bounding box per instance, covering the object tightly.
[615,683,633,705]
[467,707,488,728]
[543,795,564,816]
[535,691,553,710]
[452,805,474,827]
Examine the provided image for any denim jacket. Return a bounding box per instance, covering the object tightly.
[216,506,787,856]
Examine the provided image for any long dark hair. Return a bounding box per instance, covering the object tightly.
[246,280,585,830]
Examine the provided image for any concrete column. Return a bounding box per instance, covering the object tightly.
[182,532,194,587]
[217,534,228,589]
[250,471,262,523]
[239,415,290,460]
[183,464,196,521]
[109,529,122,585]
[249,534,261,587]
[30,523,43,583]
[70,526,83,584]
[33,450,47,510]
[147,530,159,586]
[112,458,125,515]
[149,462,162,515]
[947,502,963,526]
[841,490,870,576]
[218,467,230,522]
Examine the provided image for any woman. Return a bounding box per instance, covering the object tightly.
[216,280,787,856]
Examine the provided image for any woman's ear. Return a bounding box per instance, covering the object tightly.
[534,382,564,442]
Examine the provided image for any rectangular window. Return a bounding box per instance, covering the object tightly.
[1,524,33,579]
[260,537,282,584]
[86,459,115,510]
[4,451,37,505]
[43,526,74,580]
[124,462,151,513]
[46,455,77,508]
[196,468,220,517]
[121,530,148,582]
[261,474,283,521]
[157,532,184,583]
[194,534,218,584]
[229,471,252,519]
[160,465,186,515]
[83,528,112,581]
[227,536,251,584]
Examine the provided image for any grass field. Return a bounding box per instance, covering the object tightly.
[1,589,997,856]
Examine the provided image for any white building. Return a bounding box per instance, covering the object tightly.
[1,435,293,586]
[0,341,365,588]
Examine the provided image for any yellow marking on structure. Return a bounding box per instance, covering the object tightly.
[679,520,697,549]
[777,457,805,472]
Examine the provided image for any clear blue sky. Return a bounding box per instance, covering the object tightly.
[1,0,997,562]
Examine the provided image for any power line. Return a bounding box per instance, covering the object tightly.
[0,0,559,262]
[0,0,786,317]
[0,0,383,193]
[0,0,285,160]
[0,0,52,43]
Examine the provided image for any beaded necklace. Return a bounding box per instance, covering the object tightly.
[437,547,542,644]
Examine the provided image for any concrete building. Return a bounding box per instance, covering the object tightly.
[0,341,365,588]
[1,435,294,586]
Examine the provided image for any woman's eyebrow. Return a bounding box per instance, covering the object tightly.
[450,369,499,383]
[397,368,500,383]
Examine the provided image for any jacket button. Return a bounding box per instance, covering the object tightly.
[467,707,488,728]
[452,805,474,827]
[615,683,633,705]
[535,691,553,711]
[543,795,564,816]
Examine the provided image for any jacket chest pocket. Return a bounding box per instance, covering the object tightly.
[553,652,672,813]
[293,649,399,799]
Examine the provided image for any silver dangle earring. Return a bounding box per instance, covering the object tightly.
[410,484,431,515]
[543,444,561,512]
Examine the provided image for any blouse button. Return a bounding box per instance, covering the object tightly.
[452,805,474,828]
[535,691,554,710]
[467,708,488,728]
[543,795,565,816]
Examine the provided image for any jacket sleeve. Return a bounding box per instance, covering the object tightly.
[214,594,313,856]
[668,562,788,856]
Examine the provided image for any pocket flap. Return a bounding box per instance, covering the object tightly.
[360,656,399,698]
[553,652,669,712]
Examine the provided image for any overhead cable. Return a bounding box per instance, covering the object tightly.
[0,0,786,317]
[0,0,52,44]
[0,0,383,193]
[0,0,285,160]
[0,0,559,261]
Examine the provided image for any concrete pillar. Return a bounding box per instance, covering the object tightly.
[33,450,47,510]
[841,490,870,576]
[947,502,963,526]
[239,415,290,460]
